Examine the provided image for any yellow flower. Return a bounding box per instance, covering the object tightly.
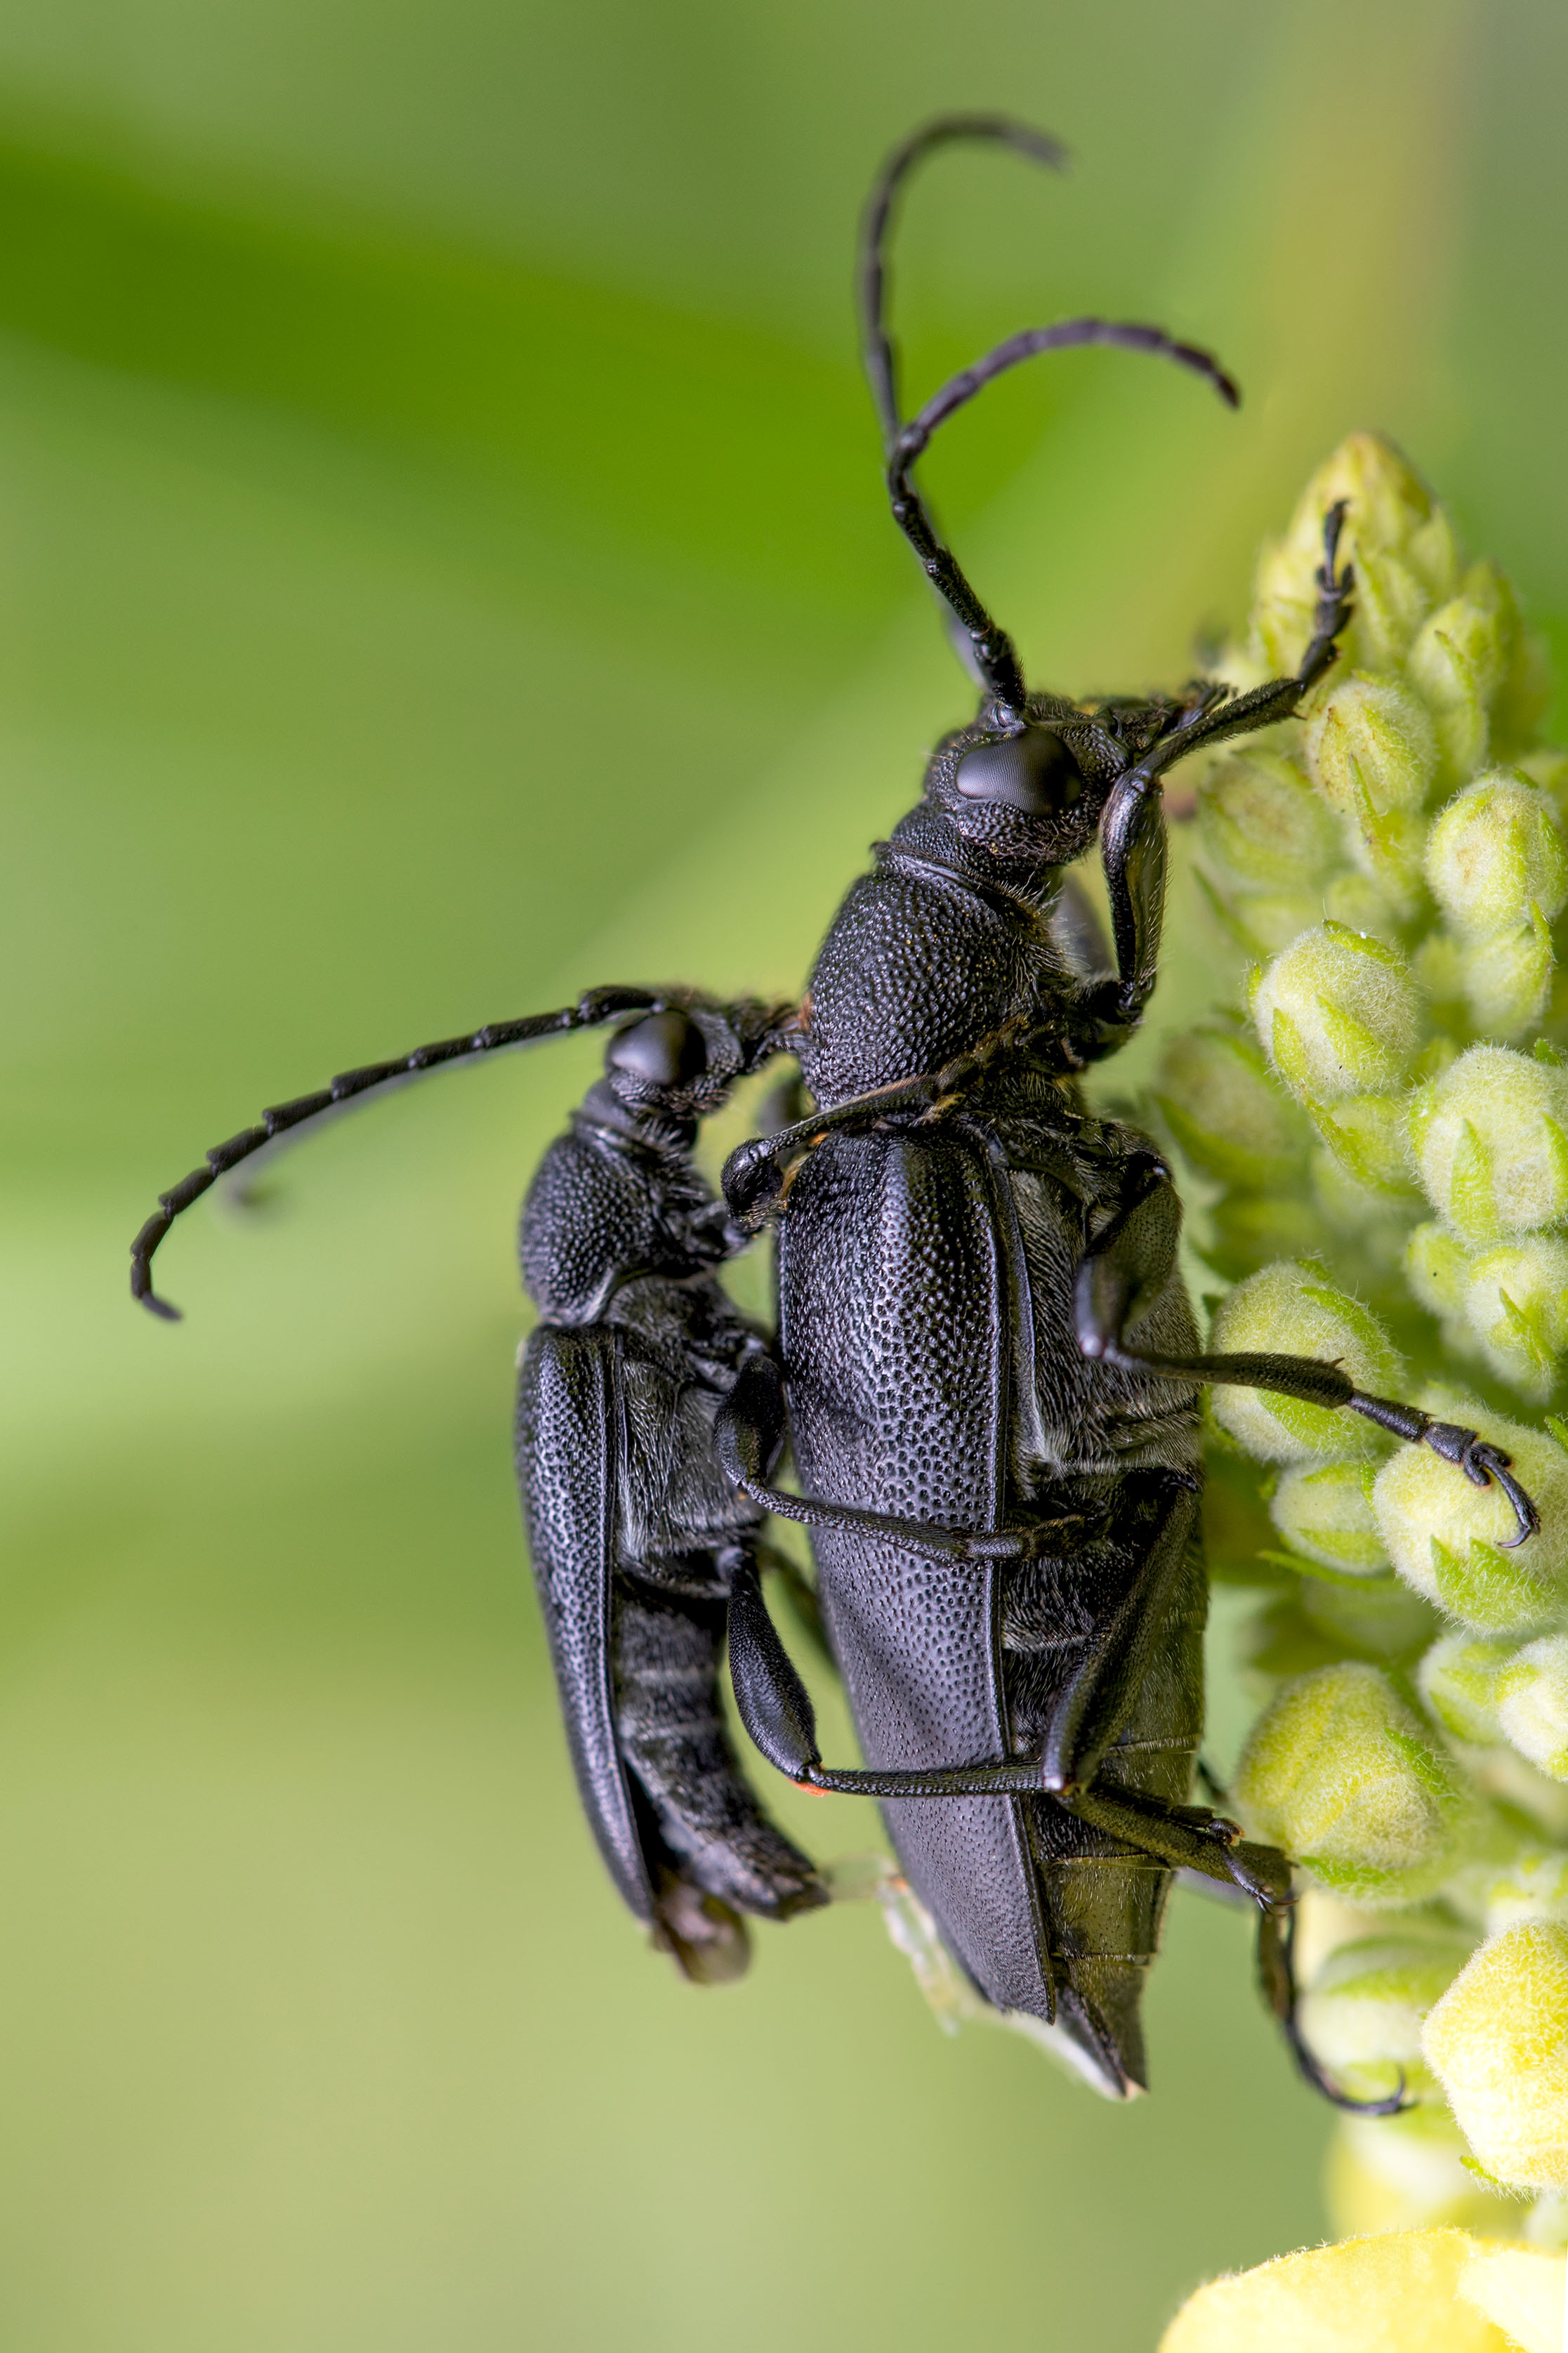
[1159,2230,1564,2353]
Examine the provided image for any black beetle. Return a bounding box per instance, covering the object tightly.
[131,115,1540,2103]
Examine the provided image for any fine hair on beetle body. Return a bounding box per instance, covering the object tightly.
[131,114,1542,2108]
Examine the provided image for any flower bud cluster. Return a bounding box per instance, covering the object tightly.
[1155,432,1568,2240]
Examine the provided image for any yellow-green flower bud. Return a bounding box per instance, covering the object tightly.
[1414,931,1468,1016]
[1408,563,1519,782]
[1329,2108,1514,2239]
[1308,1153,1414,1274]
[1300,1568,1442,1661]
[1305,672,1438,818]
[1423,1922,1568,2191]
[1151,1030,1304,1188]
[1299,1927,1475,2106]
[1249,535,1319,677]
[1230,890,1334,957]
[1519,747,1568,831]
[1305,674,1438,898]
[1204,1191,1326,1283]
[1477,1844,1568,1939]
[1284,431,1437,571]
[1252,923,1421,1105]
[1425,774,1568,938]
[1418,1633,1513,1745]
[1352,546,1435,671]
[1324,870,1402,942]
[1497,1637,1568,1781]
[1372,1398,1568,1634]
[1208,1261,1402,1460]
[1271,1460,1388,1575]
[1463,911,1557,1040]
[1234,1662,1473,1904]
[1463,1238,1568,1398]
[1405,1223,1474,1320]
[1494,627,1555,763]
[1195,750,1340,890]
[1311,1092,1415,1196]
[1409,1045,1568,1242]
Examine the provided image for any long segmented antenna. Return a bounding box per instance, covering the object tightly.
[888,318,1240,711]
[859,112,1069,452]
[130,987,684,1322]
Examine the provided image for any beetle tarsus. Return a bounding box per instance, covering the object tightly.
[1257,1900,1412,2117]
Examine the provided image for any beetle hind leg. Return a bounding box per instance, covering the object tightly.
[1256,1896,1411,2116]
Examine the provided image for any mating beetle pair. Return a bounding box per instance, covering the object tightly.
[132,116,1540,2102]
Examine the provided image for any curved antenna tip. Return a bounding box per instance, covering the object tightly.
[134,1280,183,1323]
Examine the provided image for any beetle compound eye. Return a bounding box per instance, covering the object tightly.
[606,1010,708,1087]
[955,728,1083,815]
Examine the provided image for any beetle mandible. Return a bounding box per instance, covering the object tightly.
[131,114,1541,2104]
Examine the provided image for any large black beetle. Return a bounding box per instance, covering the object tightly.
[132,117,1539,2102]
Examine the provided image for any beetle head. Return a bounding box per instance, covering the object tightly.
[925,704,1105,865]
[600,1001,784,1128]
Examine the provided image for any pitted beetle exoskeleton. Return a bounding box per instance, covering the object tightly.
[133,116,1540,2104]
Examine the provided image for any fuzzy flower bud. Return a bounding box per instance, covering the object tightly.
[1298,1927,1475,2107]
[1322,872,1404,943]
[1497,1637,1568,1781]
[1372,1397,1568,1634]
[1195,750,1340,890]
[1462,1237,1568,1398]
[1305,673,1438,819]
[1463,912,1557,1040]
[1221,889,1333,959]
[1329,2110,1517,2239]
[1270,1460,1388,1575]
[1208,1261,1402,1460]
[1283,431,1440,577]
[1519,747,1568,830]
[1305,674,1438,897]
[1151,1029,1303,1188]
[1418,1633,1513,1745]
[1476,1844,1568,1938]
[1408,565,1519,782]
[1409,1045,1568,1242]
[1404,1223,1474,1321]
[1425,773,1568,938]
[1234,1663,1473,1904]
[1252,922,1421,1105]
[1423,1922,1568,2191]
[1310,1092,1415,1195]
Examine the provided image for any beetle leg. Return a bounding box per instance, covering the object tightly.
[1074,1181,1542,1542]
[1257,1900,1411,2117]
[1063,1785,1409,2109]
[716,1349,1091,1561]
[728,1558,1068,1795]
[1052,1781,1288,1903]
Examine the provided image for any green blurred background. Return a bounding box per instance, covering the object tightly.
[5,1,1568,2345]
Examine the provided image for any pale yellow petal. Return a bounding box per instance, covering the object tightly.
[1458,2248,1566,2353]
[1159,2230,1510,2352]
